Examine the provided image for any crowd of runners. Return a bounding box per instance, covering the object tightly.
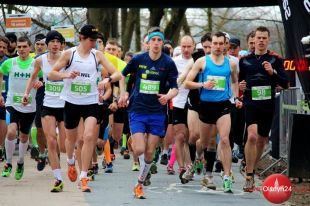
[0,24,288,199]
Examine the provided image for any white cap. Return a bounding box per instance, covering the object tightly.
[223,32,230,40]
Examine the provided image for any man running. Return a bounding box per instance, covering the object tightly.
[48,24,121,192]
[118,27,178,199]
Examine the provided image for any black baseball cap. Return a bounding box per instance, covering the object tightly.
[229,38,241,47]
[45,30,64,44]
[79,24,99,39]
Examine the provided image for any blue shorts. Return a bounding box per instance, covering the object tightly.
[129,112,166,137]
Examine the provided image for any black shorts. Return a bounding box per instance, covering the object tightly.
[64,102,100,129]
[113,107,125,124]
[41,106,64,122]
[245,106,274,137]
[6,106,36,134]
[35,86,45,128]
[172,106,188,125]
[123,110,130,135]
[0,106,6,120]
[187,89,200,112]
[199,100,231,124]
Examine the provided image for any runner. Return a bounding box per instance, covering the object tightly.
[48,24,121,192]
[118,27,178,199]
[0,37,37,180]
[185,32,241,193]
[239,26,288,192]
[24,30,66,192]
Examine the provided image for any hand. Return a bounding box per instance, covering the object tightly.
[64,70,80,79]
[239,80,247,91]
[203,80,215,90]
[33,80,43,89]
[118,92,129,108]
[98,78,110,91]
[157,93,169,105]
[108,101,118,112]
[262,61,274,76]
[0,95,4,107]
[235,99,243,109]
[22,94,29,106]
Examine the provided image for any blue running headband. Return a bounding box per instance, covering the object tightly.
[147,32,165,42]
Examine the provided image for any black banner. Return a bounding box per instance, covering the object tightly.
[278,0,310,101]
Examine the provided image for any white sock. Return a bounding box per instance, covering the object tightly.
[5,138,15,164]
[223,175,230,181]
[52,169,62,181]
[137,159,151,184]
[79,171,88,180]
[18,140,29,164]
[67,158,75,165]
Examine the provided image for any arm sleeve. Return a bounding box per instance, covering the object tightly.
[167,60,178,89]
[238,58,246,82]
[0,59,13,76]
[122,57,137,77]
[273,58,289,89]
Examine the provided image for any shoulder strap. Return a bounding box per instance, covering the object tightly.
[65,49,76,70]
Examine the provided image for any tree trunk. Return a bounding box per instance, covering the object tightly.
[111,8,118,38]
[182,16,191,35]
[121,8,128,44]
[148,8,164,28]
[135,10,141,52]
[207,8,212,32]
[164,8,187,47]
[87,8,114,42]
[122,8,139,55]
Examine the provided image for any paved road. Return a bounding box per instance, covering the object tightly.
[0,151,272,206]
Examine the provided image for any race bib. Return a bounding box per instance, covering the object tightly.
[70,81,91,95]
[1,80,5,93]
[139,79,160,94]
[13,93,32,106]
[207,75,226,91]
[45,81,64,96]
[251,86,271,100]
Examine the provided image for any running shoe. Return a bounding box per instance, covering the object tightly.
[105,162,113,173]
[120,147,126,155]
[37,156,47,171]
[15,163,24,180]
[243,176,255,193]
[214,160,223,173]
[92,163,99,175]
[236,146,244,159]
[160,154,168,165]
[143,172,151,186]
[133,184,145,199]
[132,162,140,171]
[67,164,77,182]
[0,148,5,162]
[183,164,194,181]
[153,147,161,163]
[201,176,216,190]
[30,146,39,160]
[123,150,130,159]
[87,168,95,181]
[167,165,175,175]
[150,162,157,174]
[179,168,189,184]
[193,159,203,175]
[50,180,64,192]
[111,154,116,161]
[232,151,239,163]
[80,177,91,192]
[223,178,233,193]
[1,163,12,177]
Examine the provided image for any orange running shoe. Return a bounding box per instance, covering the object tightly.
[133,184,145,199]
[80,177,91,192]
[67,164,77,182]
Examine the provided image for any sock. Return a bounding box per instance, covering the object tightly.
[67,158,75,165]
[168,144,176,167]
[204,149,216,174]
[18,140,29,164]
[53,169,62,181]
[5,138,15,164]
[223,175,230,181]
[104,139,112,164]
[109,136,115,154]
[122,134,127,148]
[189,144,196,162]
[137,159,151,184]
[139,154,145,167]
[79,171,88,180]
